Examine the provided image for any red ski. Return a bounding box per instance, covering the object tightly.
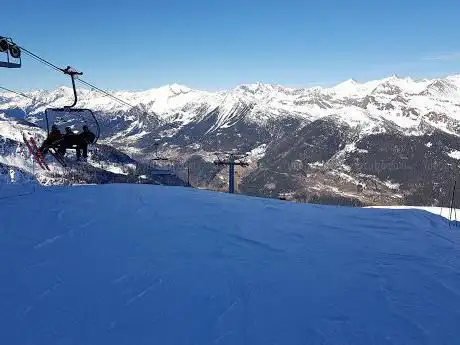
[22,133,50,171]
[29,137,51,170]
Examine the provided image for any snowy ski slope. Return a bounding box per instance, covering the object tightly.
[368,205,460,222]
[1,184,460,345]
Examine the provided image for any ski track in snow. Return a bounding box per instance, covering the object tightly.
[214,331,233,344]
[21,306,33,317]
[125,278,163,305]
[39,280,64,300]
[217,298,240,322]
[34,235,63,249]
[112,274,129,285]
[226,233,285,254]
[79,220,96,228]
[201,224,285,254]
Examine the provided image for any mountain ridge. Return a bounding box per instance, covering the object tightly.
[2,73,460,205]
[2,74,459,133]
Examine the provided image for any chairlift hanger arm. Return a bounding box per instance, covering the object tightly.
[60,66,83,109]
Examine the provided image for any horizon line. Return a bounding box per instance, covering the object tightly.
[3,72,460,94]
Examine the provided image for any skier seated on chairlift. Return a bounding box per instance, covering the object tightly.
[39,124,62,155]
[59,126,95,161]
[78,125,96,160]
[80,125,96,145]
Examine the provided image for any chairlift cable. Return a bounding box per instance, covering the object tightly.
[0,86,34,99]
[18,46,63,73]
[77,79,136,108]
[17,44,137,109]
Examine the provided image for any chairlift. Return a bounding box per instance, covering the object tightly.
[0,36,21,68]
[152,140,168,161]
[42,66,100,165]
[45,66,100,141]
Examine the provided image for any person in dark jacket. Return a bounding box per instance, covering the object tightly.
[77,125,96,160]
[59,126,95,160]
[39,124,62,155]
[58,127,81,157]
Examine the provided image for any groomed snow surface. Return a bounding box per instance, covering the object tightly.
[1,184,460,345]
[368,205,460,222]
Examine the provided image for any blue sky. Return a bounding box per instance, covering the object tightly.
[2,0,460,91]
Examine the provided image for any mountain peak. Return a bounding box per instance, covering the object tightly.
[341,78,359,85]
[159,83,191,94]
[420,79,459,97]
[330,78,360,96]
[235,82,291,95]
[55,86,73,93]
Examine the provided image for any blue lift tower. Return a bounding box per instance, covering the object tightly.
[214,153,249,194]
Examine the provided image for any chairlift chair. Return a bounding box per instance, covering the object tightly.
[44,67,101,165]
[45,66,100,141]
[152,140,168,161]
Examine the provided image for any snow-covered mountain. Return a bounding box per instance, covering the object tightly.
[1,74,460,205]
[2,75,460,138]
[0,113,186,187]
